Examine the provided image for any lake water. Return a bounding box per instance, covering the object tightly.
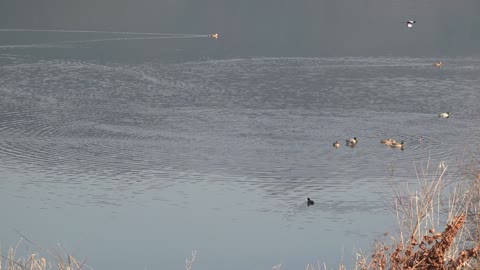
[1,35,480,270]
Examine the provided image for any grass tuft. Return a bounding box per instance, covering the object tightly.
[0,237,91,270]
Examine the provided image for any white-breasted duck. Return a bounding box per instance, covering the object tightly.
[346,137,358,146]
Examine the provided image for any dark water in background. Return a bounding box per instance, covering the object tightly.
[1,36,480,270]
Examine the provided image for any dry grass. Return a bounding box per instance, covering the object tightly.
[353,159,480,270]
[0,237,91,270]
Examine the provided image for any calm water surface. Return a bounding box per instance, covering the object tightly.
[1,37,480,270]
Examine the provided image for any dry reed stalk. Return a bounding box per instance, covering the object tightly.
[304,259,343,270]
[185,250,196,270]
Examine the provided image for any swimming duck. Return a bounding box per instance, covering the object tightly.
[433,61,443,68]
[333,141,340,148]
[438,112,450,118]
[390,140,405,149]
[307,198,314,206]
[346,137,358,146]
[404,20,416,28]
[380,138,396,146]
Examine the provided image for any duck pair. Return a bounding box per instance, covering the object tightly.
[332,137,357,148]
[380,138,404,149]
[380,138,396,146]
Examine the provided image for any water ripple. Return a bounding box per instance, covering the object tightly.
[1,56,479,211]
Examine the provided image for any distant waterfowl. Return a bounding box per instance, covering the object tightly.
[403,20,416,28]
[307,198,314,206]
[438,112,450,118]
[346,137,358,146]
[433,61,443,68]
[333,141,340,148]
[390,140,405,149]
[380,138,396,146]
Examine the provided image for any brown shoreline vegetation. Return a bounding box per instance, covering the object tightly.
[351,160,480,270]
[3,161,480,270]
[301,159,480,270]
[362,214,479,270]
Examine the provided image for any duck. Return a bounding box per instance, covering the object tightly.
[333,141,340,148]
[438,112,450,118]
[403,20,416,28]
[433,61,443,68]
[380,138,396,146]
[390,140,405,149]
[346,137,358,146]
[307,198,314,206]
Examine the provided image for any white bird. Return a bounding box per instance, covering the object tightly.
[403,20,416,28]
[438,112,450,118]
